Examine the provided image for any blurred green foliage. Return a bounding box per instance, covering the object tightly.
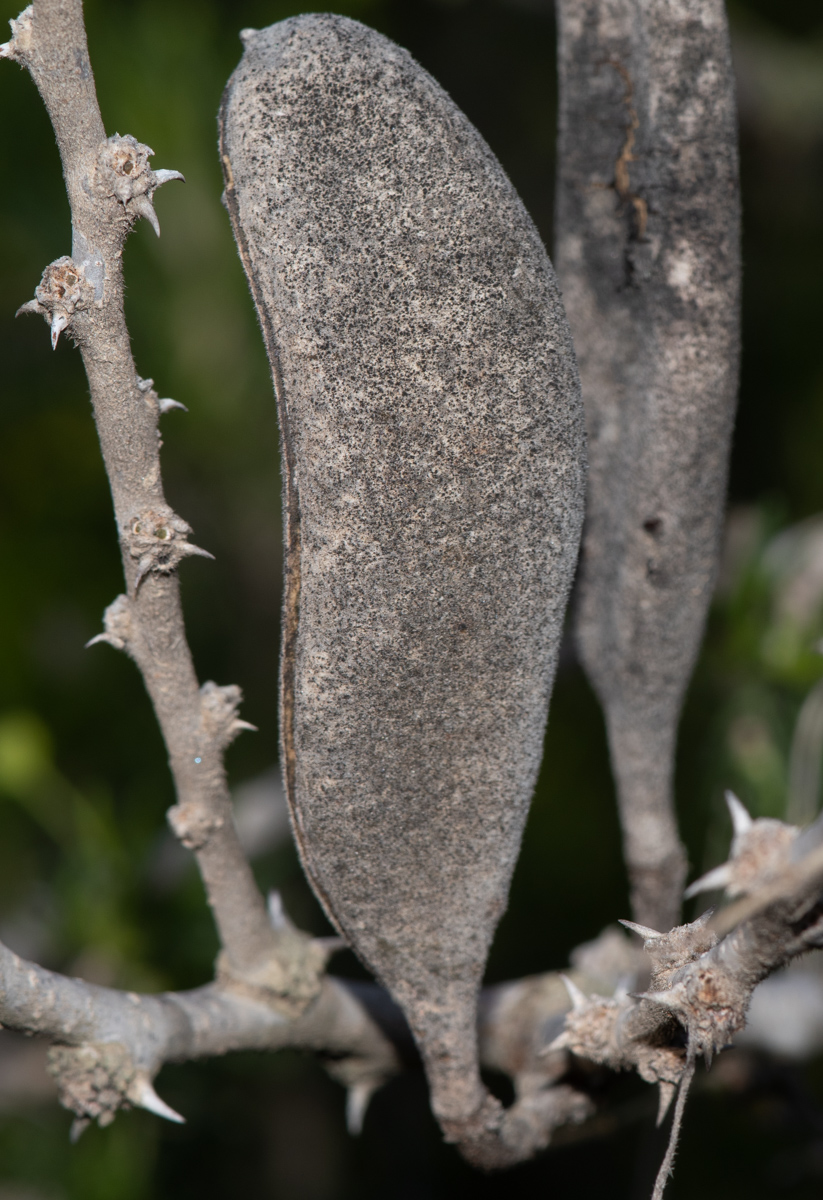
[0,0,822,1196]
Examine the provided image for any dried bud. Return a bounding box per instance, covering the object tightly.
[96,133,185,237]
[17,257,94,349]
[123,508,213,590]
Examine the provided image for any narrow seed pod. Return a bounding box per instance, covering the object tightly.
[555,0,741,931]
[221,15,586,1166]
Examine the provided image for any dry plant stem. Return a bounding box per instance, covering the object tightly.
[12,0,287,985]
[0,935,592,1139]
[555,0,741,931]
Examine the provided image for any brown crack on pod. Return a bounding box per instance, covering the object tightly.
[0,5,33,63]
[124,508,213,592]
[685,791,799,900]
[96,133,185,238]
[199,681,258,751]
[47,1042,183,1142]
[16,257,95,349]
[86,593,133,654]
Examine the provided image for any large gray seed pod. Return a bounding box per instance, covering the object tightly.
[221,15,586,1166]
[555,0,741,931]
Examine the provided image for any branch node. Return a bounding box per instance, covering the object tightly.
[20,258,94,349]
[200,681,255,750]
[124,508,211,591]
[47,1041,136,1133]
[87,594,132,654]
[686,815,799,900]
[95,134,185,239]
[0,5,32,64]
[167,801,224,851]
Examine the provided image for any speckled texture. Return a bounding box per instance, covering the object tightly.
[555,0,741,930]
[220,15,585,1161]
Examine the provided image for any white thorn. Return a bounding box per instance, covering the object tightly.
[560,974,588,1012]
[619,919,664,941]
[240,27,259,44]
[725,790,753,838]
[0,42,11,58]
[346,1081,377,1136]
[684,863,733,899]
[85,632,125,651]
[137,376,154,392]
[231,719,258,733]
[634,989,680,1012]
[657,1081,677,1127]
[158,397,188,414]
[50,312,68,350]
[132,194,160,237]
[313,935,346,956]
[15,298,42,318]
[132,1077,185,1124]
[267,890,295,931]
[539,1030,571,1056]
[153,168,185,187]
[181,543,215,561]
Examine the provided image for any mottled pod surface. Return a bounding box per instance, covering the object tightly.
[555,0,741,930]
[221,15,585,1161]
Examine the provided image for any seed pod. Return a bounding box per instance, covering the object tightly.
[221,15,586,1165]
[555,0,741,931]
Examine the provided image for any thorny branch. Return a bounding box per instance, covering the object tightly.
[3,1,823,1194]
[2,0,328,1011]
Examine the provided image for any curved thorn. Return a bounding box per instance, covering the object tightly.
[181,543,215,561]
[619,919,664,940]
[684,864,733,899]
[231,719,258,734]
[132,1077,185,1124]
[560,974,588,1012]
[633,989,680,1011]
[657,1081,677,1127]
[153,168,186,187]
[725,790,753,838]
[51,312,68,350]
[85,632,125,651]
[158,397,188,414]
[15,298,42,318]
[132,194,160,237]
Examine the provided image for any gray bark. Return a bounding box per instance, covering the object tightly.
[555,0,741,931]
[220,14,587,1166]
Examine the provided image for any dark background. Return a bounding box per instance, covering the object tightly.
[0,0,822,1196]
